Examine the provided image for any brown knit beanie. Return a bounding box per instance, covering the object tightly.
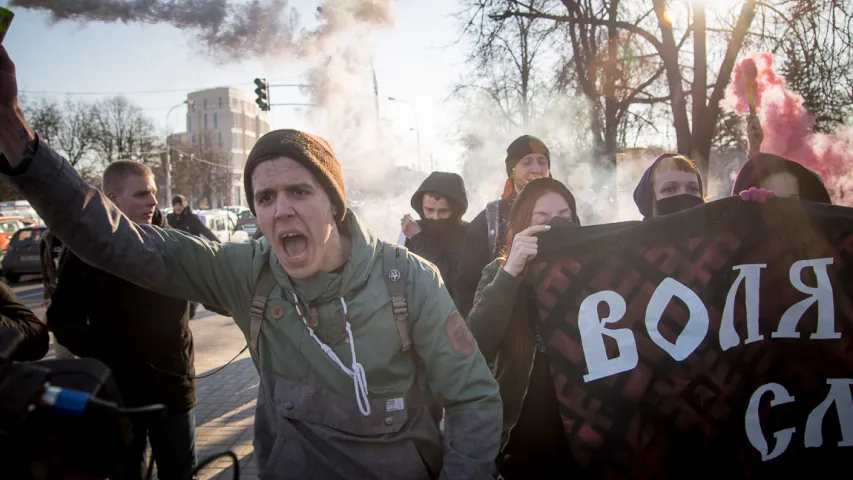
[244,129,347,222]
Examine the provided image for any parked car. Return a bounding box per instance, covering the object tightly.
[196,209,250,243]
[0,217,35,263]
[223,205,250,217]
[2,225,47,283]
[0,200,41,224]
[235,210,258,236]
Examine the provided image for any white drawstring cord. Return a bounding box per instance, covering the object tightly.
[292,294,371,416]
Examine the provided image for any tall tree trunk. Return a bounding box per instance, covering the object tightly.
[691,1,709,177]
[653,0,692,158]
[693,0,758,178]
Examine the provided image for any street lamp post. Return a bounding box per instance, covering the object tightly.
[164,99,194,205]
[388,97,421,172]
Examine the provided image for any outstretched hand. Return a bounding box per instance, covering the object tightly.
[0,45,34,167]
[740,187,775,203]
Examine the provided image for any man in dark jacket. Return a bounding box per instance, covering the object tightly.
[401,171,469,308]
[454,134,552,317]
[166,195,220,242]
[47,161,197,480]
[0,281,48,361]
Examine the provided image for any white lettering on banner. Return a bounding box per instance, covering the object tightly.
[578,291,638,383]
[720,264,766,351]
[773,258,840,340]
[804,379,853,448]
[576,257,843,382]
[745,383,796,461]
[646,278,710,361]
[746,379,853,461]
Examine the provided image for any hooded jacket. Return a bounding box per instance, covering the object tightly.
[46,208,196,413]
[405,172,469,306]
[5,139,503,480]
[166,205,221,242]
[731,153,832,204]
[633,154,705,219]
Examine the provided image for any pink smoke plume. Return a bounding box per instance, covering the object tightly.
[726,52,853,205]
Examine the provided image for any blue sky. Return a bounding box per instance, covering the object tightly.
[4,0,470,171]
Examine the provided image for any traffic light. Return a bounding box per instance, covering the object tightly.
[254,78,270,111]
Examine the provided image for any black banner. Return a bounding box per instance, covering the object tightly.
[529,197,853,478]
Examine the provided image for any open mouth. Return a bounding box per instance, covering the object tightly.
[281,232,309,261]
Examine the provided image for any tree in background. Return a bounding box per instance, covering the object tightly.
[165,131,230,210]
[92,96,160,166]
[457,0,852,180]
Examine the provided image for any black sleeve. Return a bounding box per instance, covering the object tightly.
[191,214,221,243]
[453,210,491,318]
[46,254,104,359]
[0,281,48,361]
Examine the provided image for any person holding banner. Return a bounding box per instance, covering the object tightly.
[732,152,833,204]
[467,177,581,479]
[632,153,706,219]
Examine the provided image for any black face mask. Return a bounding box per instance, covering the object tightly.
[546,216,578,229]
[656,194,704,216]
[422,218,456,237]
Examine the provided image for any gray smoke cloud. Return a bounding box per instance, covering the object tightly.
[10,0,299,60]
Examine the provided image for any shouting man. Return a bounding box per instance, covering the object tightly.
[0,46,501,480]
[400,171,469,309]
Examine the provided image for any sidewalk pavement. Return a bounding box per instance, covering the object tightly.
[190,310,259,480]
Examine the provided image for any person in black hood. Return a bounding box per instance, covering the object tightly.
[166,195,220,242]
[454,134,552,318]
[46,161,198,480]
[731,152,832,204]
[633,153,706,219]
[400,171,470,308]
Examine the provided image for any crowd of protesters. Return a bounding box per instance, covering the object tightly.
[0,35,841,480]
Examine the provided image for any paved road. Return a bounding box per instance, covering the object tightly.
[6,276,261,479]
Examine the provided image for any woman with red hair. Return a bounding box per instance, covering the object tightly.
[467,177,580,479]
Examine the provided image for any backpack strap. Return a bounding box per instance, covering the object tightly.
[382,244,411,352]
[486,200,501,258]
[249,263,278,361]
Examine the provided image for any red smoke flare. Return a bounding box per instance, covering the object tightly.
[726,52,853,205]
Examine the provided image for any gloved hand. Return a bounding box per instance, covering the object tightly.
[739,187,775,203]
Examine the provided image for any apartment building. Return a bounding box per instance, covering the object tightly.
[175,87,271,206]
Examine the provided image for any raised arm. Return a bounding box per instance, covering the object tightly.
[0,48,258,314]
[4,137,261,312]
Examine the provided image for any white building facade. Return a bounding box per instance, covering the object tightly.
[182,87,271,207]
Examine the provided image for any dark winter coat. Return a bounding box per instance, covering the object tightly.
[732,152,832,204]
[0,281,48,361]
[405,172,470,308]
[166,206,220,242]
[453,193,516,318]
[46,211,196,413]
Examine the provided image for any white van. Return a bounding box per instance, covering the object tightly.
[196,209,250,243]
